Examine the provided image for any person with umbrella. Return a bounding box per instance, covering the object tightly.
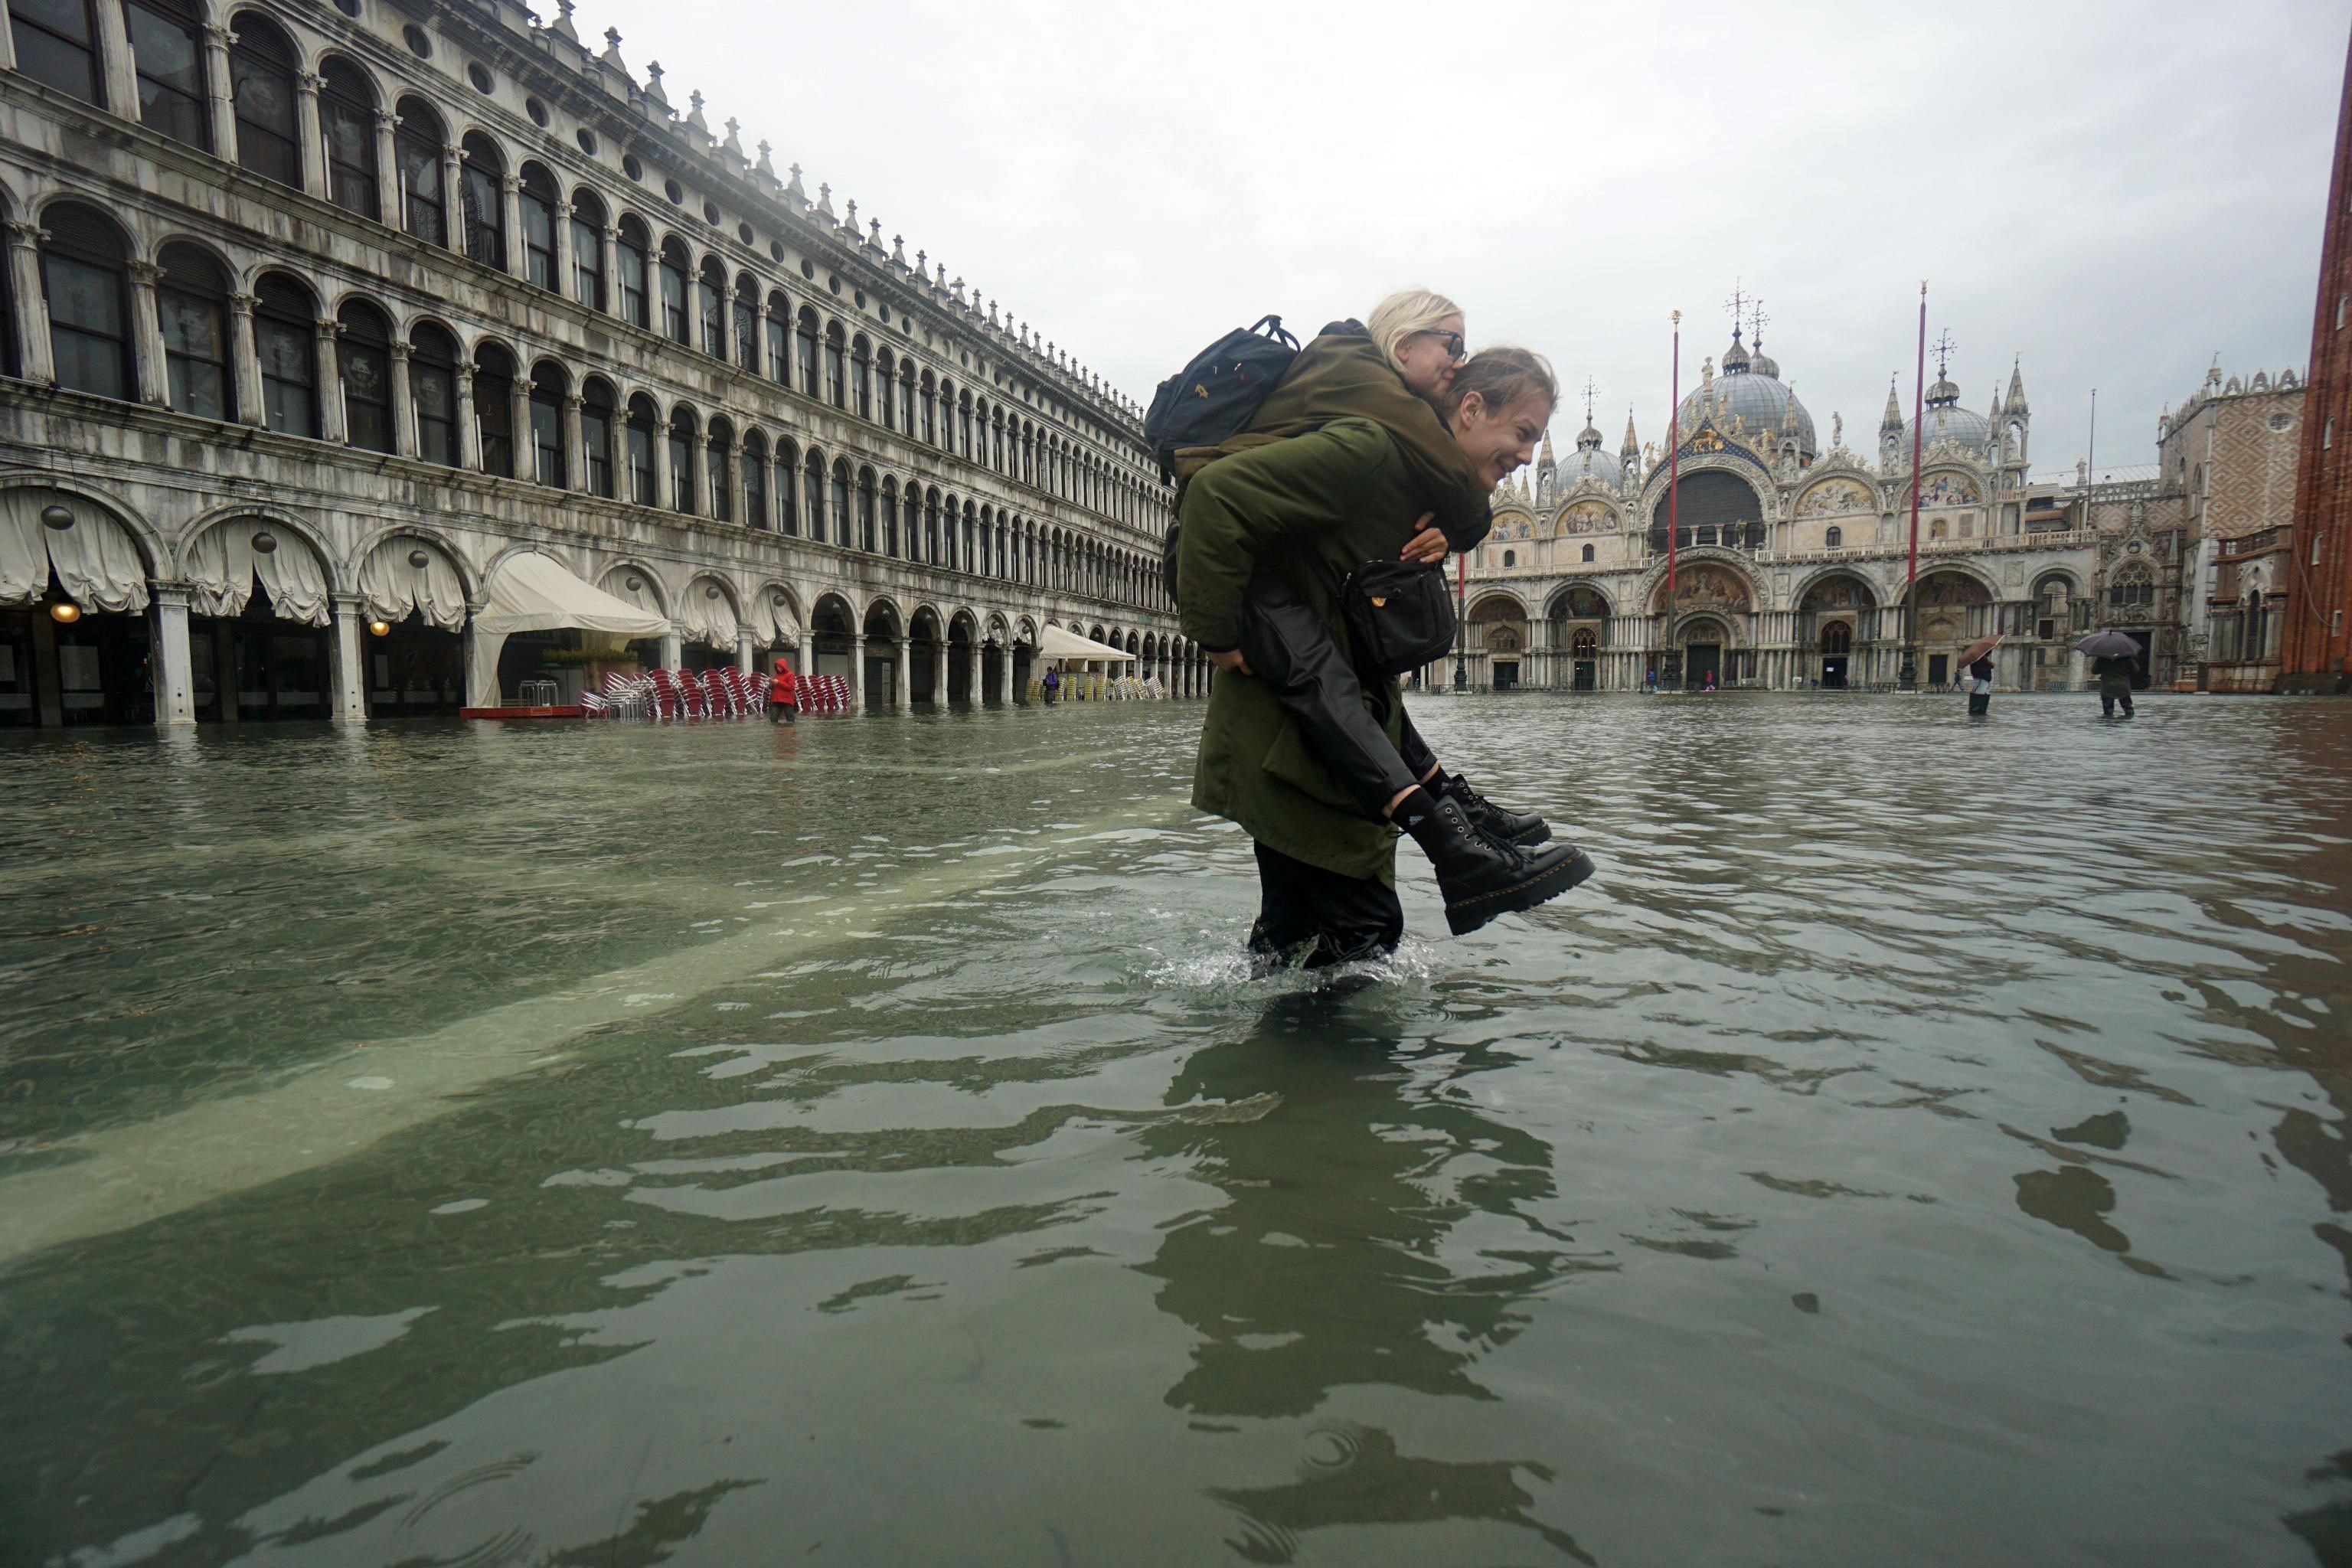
[2076,629,2141,718]
[1958,632,2001,717]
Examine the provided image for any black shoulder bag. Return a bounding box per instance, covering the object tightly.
[1341,560,1456,677]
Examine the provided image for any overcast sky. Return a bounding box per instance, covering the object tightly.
[599,0,2344,481]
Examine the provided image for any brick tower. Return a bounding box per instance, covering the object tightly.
[2284,28,2352,690]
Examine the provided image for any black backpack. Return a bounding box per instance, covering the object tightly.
[1146,315,1301,608]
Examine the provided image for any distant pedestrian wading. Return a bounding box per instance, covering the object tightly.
[767,658,798,724]
[1174,292,1594,968]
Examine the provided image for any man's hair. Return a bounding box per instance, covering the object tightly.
[1365,289,1463,371]
[1444,346,1558,420]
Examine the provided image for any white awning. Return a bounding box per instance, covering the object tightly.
[1034,622,1135,662]
[475,552,671,638]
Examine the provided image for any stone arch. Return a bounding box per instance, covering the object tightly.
[984,611,1013,645]
[595,557,671,616]
[1791,565,1882,611]
[345,521,480,604]
[1546,580,1613,620]
[173,501,341,587]
[861,594,904,641]
[0,477,165,583]
[1465,589,1532,621]
[750,580,802,648]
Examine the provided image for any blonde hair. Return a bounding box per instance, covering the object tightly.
[1444,346,1558,422]
[1365,288,1464,371]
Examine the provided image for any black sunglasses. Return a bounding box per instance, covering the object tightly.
[1416,329,1467,361]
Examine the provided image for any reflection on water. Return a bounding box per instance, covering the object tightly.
[1,694,2350,1566]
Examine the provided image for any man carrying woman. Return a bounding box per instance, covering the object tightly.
[1178,310,1592,968]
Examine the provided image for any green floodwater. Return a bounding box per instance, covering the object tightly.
[2,694,2350,1568]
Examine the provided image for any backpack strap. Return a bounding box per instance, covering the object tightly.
[1250,315,1301,351]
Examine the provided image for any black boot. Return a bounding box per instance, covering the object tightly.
[1397,791,1595,936]
[1440,773,1550,846]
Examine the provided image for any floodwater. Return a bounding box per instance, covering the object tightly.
[2,693,2350,1568]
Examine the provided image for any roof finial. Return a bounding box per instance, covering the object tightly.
[599,26,626,69]
[685,89,707,133]
[721,116,744,159]
[815,181,835,218]
[644,60,668,107]
[892,233,907,266]
[785,162,806,203]
[1932,327,1956,381]
[551,0,580,42]
[754,139,777,181]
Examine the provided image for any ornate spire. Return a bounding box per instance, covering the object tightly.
[1622,407,1639,457]
[2006,355,2029,414]
[1880,375,1903,433]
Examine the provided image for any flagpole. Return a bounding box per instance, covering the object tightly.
[1667,310,1682,682]
[1903,280,1926,689]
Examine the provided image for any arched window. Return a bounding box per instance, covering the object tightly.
[960,501,975,573]
[776,438,799,534]
[318,60,377,219]
[880,477,899,555]
[707,416,734,523]
[857,466,877,551]
[851,335,872,420]
[156,241,230,419]
[394,97,447,247]
[1580,543,1595,564]
[625,394,658,504]
[570,190,606,310]
[517,165,558,290]
[616,217,652,329]
[41,205,131,401]
[824,323,845,408]
[338,299,395,454]
[958,394,974,459]
[459,132,505,269]
[1824,525,1842,549]
[877,351,897,430]
[580,377,616,498]
[667,406,696,513]
[924,492,942,563]
[766,292,789,387]
[11,0,100,106]
[831,459,851,541]
[991,411,1005,472]
[733,274,759,371]
[658,238,691,344]
[1502,549,1516,569]
[743,431,768,529]
[803,448,826,541]
[410,324,458,467]
[900,364,916,435]
[920,372,938,444]
[229,14,299,188]
[697,257,726,359]
[127,0,207,149]
[472,341,515,477]
[527,362,566,485]
[253,273,316,436]
[795,306,818,393]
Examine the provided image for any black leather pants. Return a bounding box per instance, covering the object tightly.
[1239,570,1437,820]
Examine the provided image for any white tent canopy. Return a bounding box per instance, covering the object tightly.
[1034,622,1135,662]
[475,551,670,638]
[0,487,150,613]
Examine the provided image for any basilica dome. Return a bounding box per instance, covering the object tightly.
[1901,375,1991,452]
[1677,331,1817,459]
[1557,420,1623,488]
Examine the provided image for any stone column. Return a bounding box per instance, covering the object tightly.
[499,175,525,279]
[439,143,466,252]
[798,630,815,683]
[330,593,368,722]
[126,260,168,407]
[687,426,708,517]
[735,629,755,675]
[201,21,237,162]
[452,366,480,470]
[550,202,575,296]
[997,645,1014,705]
[510,377,533,481]
[599,226,620,310]
[965,644,981,707]
[372,111,402,229]
[848,633,865,711]
[7,221,54,385]
[562,395,585,492]
[95,0,137,124]
[388,341,416,456]
[648,418,671,511]
[314,318,346,443]
[227,292,263,426]
[931,642,948,706]
[658,629,681,670]
[0,5,14,69]
[151,586,196,727]
[893,639,911,711]
[295,73,328,201]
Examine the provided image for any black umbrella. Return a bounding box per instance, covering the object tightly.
[2074,629,2143,661]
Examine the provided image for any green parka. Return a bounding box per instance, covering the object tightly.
[1178,417,1427,883]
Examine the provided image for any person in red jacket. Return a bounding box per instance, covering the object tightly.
[767,657,799,724]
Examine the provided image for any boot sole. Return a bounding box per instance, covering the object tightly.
[1445,848,1596,936]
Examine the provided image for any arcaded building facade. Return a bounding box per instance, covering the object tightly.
[0,0,1191,727]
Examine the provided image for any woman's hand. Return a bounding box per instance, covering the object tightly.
[1207,648,1253,676]
[1400,513,1447,566]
